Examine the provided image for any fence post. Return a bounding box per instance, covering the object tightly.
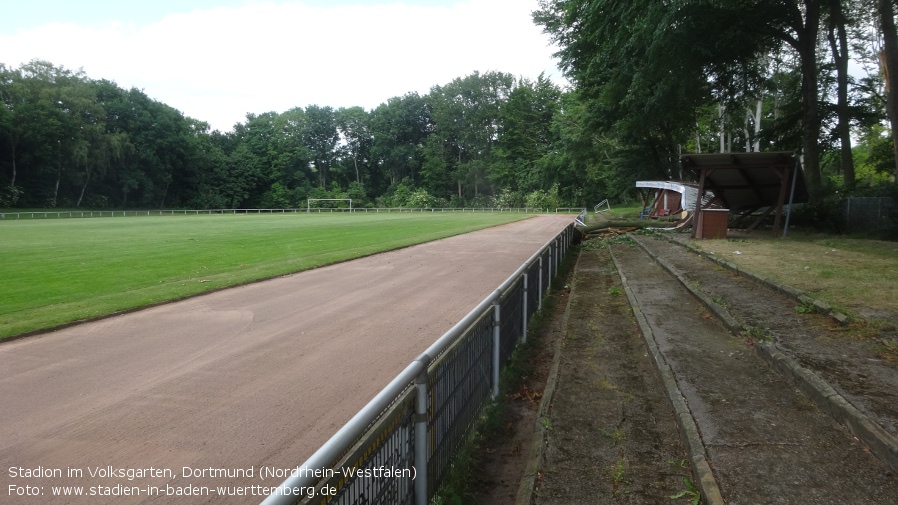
[414,363,429,505]
[567,226,572,254]
[538,257,544,311]
[561,230,566,259]
[560,231,564,260]
[521,273,528,343]
[846,198,851,230]
[492,300,501,399]
[560,230,565,260]
[554,238,559,275]
[547,246,554,293]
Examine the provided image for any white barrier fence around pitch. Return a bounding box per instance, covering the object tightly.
[260,223,575,505]
[0,208,583,219]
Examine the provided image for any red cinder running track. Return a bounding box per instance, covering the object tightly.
[0,214,572,504]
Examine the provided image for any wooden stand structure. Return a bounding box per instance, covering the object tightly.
[680,152,807,238]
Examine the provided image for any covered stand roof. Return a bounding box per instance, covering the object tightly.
[680,152,807,212]
[679,152,807,236]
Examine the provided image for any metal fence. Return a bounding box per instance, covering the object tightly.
[260,223,575,505]
[0,207,583,220]
[844,197,897,234]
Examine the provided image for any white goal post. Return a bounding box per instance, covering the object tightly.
[306,198,353,212]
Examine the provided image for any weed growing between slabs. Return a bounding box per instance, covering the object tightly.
[0,212,529,339]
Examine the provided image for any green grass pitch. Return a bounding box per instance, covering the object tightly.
[0,212,531,340]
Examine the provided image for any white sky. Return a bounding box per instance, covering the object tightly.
[2,0,566,132]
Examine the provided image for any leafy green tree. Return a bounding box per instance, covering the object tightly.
[336,106,373,185]
[535,0,834,200]
[183,119,228,209]
[875,0,898,180]
[223,143,267,208]
[345,180,369,207]
[494,74,562,192]
[304,105,339,188]
[825,0,857,189]
[852,123,897,186]
[228,112,281,206]
[535,1,711,189]
[0,63,28,197]
[271,107,313,193]
[525,183,562,211]
[370,93,432,191]
[13,61,94,206]
[428,71,514,199]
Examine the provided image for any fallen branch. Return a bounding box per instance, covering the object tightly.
[578,221,650,234]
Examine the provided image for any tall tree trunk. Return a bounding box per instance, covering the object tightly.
[9,141,16,187]
[457,148,463,197]
[159,180,170,209]
[754,98,763,152]
[76,168,91,207]
[828,1,855,190]
[878,0,898,181]
[800,54,821,200]
[52,145,61,207]
[718,104,726,152]
[318,161,326,188]
[798,0,822,201]
[52,176,60,207]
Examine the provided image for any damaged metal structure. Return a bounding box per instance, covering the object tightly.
[637,152,808,239]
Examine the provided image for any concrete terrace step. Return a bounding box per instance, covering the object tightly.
[612,239,898,504]
[632,233,898,475]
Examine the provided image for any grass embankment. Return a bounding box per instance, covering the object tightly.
[685,233,898,320]
[0,212,529,339]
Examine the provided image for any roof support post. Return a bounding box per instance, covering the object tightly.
[783,158,801,237]
[691,168,708,238]
[772,165,791,236]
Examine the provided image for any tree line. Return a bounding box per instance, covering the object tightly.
[0,61,599,210]
[4,1,898,215]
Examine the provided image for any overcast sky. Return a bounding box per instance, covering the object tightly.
[2,0,566,132]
